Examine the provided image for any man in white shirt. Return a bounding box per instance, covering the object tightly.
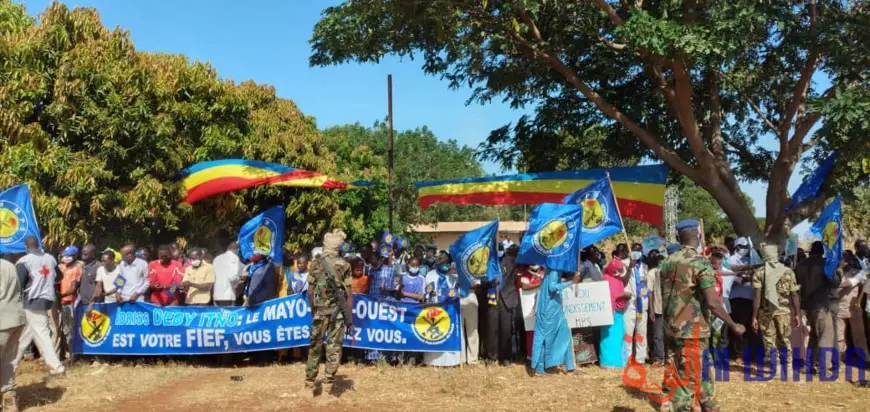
[95,250,120,304]
[728,237,762,361]
[116,245,148,303]
[213,242,243,307]
[12,237,64,376]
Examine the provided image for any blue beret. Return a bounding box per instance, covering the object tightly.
[675,219,700,232]
[666,243,681,255]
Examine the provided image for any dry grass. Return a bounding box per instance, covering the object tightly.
[13,358,870,411]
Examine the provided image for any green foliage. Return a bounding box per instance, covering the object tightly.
[310,0,870,241]
[322,122,524,247]
[0,2,341,251]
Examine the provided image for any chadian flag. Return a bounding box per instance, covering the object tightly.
[180,159,371,204]
[415,164,669,226]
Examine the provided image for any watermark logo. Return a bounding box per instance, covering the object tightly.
[623,324,867,407]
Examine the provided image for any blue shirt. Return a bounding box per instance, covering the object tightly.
[368,264,397,300]
[400,273,425,303]
[246,261,277,305]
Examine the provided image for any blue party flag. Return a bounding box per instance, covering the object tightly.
[786,152,837,210]
[0,184,43,254]
[810,196,843,280]
[517,203,584,273]
[238,205,285,263]
[563,177,623,248]
[381,231,395,246]
[450,220,502,296]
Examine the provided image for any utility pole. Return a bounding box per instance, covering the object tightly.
[387,74,394,233]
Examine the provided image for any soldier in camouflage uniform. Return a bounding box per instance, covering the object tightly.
[751,244,800,373]
[305,229,354,394]
[659,219,745,412]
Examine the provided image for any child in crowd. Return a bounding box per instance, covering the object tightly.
[400,257,426,365]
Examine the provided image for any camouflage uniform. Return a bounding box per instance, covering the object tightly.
[305,254,353,386]
[752,264,799,370]
[659,246,718,412]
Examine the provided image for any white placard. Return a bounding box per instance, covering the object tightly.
[520,289,538,331]
[561,281,614,328]
[519,281,614,331]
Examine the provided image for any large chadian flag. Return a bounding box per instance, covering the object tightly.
[180,159,371,204]
[415,164,669,226]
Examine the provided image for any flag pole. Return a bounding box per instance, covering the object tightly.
[605,171,632,247]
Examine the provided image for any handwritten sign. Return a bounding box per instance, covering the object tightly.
[520,281,614,331]
[561,281,614,328]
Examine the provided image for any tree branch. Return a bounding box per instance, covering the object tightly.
[505,12,698,181]
[708,68,725,158]
[594,0,623,25]
[731,81,780,136]
[781,0,821,145]
[672,60,710,166]
[598,35,627,50]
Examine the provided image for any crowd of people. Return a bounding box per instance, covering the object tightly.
[0,225,868,408]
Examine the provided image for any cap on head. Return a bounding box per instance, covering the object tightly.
[675,219,700,233]
[62,245,79,257]
[734,237,750,248]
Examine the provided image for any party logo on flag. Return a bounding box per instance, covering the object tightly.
[450,220,502,294]
[518,203,584,273]
[533,217,577,257]
[0,200,28,244]
[580,191,608,232]
[461,243,491,279]
[0,184,42,253]
[253,218,279,255]
[810,195,843,280]
[239,205,286,263]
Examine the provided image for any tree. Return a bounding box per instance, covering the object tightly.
[0,2,341,251]
[309,0,870,243]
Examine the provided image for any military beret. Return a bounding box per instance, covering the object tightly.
[666,243,681,255]
[675,219,700,232]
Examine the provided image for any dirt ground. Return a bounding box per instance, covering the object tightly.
[12,358,870,411]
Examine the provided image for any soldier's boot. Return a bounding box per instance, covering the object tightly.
[3,390,19,412]
[304,380,316,390]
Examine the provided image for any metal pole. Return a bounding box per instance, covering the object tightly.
[388,74,394,233]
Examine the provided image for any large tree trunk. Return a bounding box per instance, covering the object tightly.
[695,174,764,244]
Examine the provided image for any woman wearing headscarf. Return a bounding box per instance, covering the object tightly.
[530,269,581,376]
[600,253,632,368]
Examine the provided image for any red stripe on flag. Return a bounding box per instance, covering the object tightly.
[418,192,663,226]
[184,176,269,204]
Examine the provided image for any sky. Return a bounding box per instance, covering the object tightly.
[19,0,813,234]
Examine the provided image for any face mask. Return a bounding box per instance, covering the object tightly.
[631,251,642,261]
[190,259,202,268]
[61,256,74,264]
[737,248,750,258]
[426,257,436,265]
[438,264,451,273]
[409,267,420,275]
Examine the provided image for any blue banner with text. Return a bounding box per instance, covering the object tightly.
[72,294,461,355]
